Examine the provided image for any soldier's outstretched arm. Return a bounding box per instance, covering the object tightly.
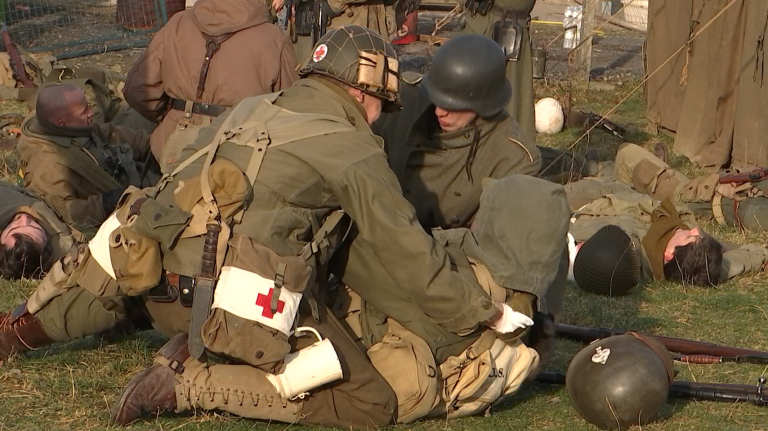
[328,151,497,333]
[124,33,167,122]
[721,245,768,281]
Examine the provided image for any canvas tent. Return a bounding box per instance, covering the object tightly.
[646,0,768,170]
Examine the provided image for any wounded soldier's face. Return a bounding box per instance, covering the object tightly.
[435,106,478,133]
[1,213,47,248]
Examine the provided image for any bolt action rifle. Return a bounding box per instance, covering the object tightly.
[537,372,768,406]
[2,23,36,89]
[718,167,768,184]
[555,323,768,365]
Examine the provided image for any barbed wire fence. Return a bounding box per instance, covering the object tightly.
[0,0,185,59]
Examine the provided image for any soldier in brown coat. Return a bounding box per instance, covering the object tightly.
[124,0,299,171]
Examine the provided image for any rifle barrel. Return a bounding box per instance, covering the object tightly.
[537,371,767,406]
[555,323,768,359]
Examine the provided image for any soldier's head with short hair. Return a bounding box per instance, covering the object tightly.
[422,34,512,133]
[663,229,723,286]
[36,84,95,128]
[299,25,401,125]
[0,212,53,279]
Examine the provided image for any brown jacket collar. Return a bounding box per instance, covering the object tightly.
[642,197,691,280]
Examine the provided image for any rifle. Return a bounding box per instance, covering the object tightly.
[2,23,36,89]
[555,323,768,365]
[718,167,768,184]
[537,371,768,406]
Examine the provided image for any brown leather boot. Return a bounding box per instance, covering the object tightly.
[110,333,189,426]
[0,303,54,361]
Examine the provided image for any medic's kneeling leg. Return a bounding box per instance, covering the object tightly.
[110,305,396,428]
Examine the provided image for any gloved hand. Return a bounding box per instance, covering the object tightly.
[485,301,534,334]
[101,186,127,216]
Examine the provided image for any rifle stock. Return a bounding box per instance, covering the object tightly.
[2,23,36,89]
[536,372,768,406]
[718,168,768,184]
[555,323,768,359]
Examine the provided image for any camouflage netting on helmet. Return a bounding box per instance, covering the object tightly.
[299,25,401,111]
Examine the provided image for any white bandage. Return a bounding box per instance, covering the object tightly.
[567,232,578,282]
[490,303,534,334]
[266,327,344,399]
[211,266,302,336]
[88,213,121,280]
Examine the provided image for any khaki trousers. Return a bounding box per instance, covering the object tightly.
[172,304,397,429]
[34,286,137,343]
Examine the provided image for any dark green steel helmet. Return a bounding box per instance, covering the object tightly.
[299,25,401,112]
[566,334,675,430]
[573,225,641,296]
[421,34,511,118]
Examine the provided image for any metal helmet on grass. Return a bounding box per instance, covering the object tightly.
[573,225,641,296]
[566,334,675,430]
[421,34,511,118]
[299,25,401,112]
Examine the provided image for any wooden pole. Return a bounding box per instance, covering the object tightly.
[572,0,598,83]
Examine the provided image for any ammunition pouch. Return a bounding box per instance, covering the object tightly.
[492,15,524,61]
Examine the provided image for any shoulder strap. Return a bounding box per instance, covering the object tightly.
[52,144,121,193]
[197,33,235,101]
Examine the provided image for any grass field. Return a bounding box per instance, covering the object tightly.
[1,78,768,431]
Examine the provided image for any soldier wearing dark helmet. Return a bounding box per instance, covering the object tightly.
[1,26,527,428]
[374,34,541,231]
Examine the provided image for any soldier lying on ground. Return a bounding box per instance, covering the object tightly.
[17,84,160,227]
[0,181,84,279]
[331,174,570,422]
[125,0,298,172]
[564,178,768,292]
[0,27,546,428]
[374,34,542,231]
[545,143,768,232]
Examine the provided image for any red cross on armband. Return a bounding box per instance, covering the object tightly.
[255,288,286,319]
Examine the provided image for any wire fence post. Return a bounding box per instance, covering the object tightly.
[572,0,598,82]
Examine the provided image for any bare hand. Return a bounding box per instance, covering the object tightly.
[273,0,285,12]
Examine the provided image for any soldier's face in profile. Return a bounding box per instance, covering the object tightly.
[361,93,382,125]
[63,92,95,128]
[0,213,47,248]
[434,106,477,133]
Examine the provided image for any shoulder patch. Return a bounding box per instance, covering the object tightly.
[401,71,423,85]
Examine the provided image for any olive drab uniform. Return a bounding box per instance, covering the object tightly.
[374,78,541,230]
[16,115,159,226]
[333,175,570,422]
[565,178,768,283]
[460,0,537,142]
